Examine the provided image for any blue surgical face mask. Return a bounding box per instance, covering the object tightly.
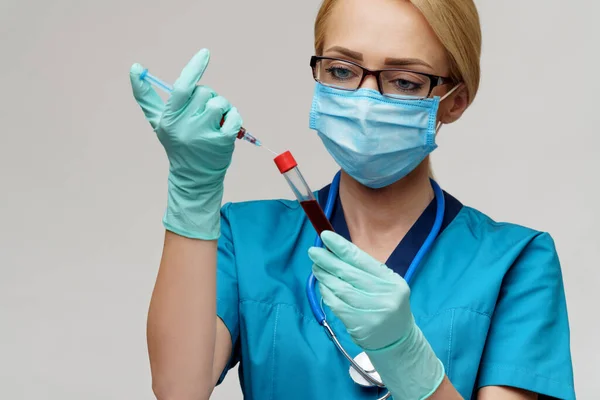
[309,83,458,189]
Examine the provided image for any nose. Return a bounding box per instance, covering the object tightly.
[359,74,379,91]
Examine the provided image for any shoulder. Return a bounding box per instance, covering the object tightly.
[418,201,563,314]
[436,203,562,290]
[221,197,300,219]
[452,205,557,256]
[220,197,306,239]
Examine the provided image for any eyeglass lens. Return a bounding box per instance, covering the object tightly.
[314,58,432,99]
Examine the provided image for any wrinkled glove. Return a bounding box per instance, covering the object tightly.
[129,49,242,240]
[308,231,445,400]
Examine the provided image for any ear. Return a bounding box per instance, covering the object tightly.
[439,84,469,125]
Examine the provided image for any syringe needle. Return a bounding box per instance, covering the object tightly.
[261,145,278,156]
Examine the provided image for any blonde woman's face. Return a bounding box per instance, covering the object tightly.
[322,0,467,123]
[323,0,451,96]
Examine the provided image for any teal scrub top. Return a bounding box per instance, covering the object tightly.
[215,183,575,400]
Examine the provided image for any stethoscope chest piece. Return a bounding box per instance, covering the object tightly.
[349,352,381,387]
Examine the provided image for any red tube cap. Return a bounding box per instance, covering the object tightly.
[274,151,297,174]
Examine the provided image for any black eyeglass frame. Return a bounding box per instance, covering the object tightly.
[310,55,454,99]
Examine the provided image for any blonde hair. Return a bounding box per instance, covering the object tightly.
[314,0,482,104]
[314,0,482,177]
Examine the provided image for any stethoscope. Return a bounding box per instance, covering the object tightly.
[307,171,446,399]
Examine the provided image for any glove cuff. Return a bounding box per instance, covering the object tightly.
[366,324,445,400]
[162,177,224,240]
[162,211,221,240]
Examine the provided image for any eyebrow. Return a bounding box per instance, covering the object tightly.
[324,46,363,61]
[324,46,434,70]
[383,57,433,70]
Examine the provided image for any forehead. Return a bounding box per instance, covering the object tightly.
[323,0,448,73]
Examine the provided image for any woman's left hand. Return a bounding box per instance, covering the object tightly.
[308,230,446,399]
[308,230,414,351]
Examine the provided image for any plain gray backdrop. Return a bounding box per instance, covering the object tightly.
[1,0,598,398]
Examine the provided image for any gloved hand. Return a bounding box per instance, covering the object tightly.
[130,49,243,240]
[308,231,445,400]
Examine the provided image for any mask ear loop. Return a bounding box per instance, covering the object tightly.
[435,83,463,134]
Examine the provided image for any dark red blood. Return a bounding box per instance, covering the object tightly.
[300,200,334,236]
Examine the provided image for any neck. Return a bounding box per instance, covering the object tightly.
[338,159,434,254]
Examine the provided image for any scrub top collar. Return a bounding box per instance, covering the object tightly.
[317,183,464,278]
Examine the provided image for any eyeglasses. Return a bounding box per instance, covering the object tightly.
[310,56,453,100]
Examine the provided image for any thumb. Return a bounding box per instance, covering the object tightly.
[130,63,164,129]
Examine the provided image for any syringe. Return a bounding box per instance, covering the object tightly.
[139,69,274,153]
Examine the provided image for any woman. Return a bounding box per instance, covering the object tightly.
[129,0,575,399]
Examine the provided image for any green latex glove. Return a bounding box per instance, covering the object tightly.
[129,49,242,240]
[308,231,445,400]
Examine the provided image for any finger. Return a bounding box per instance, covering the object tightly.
[309,247,376,290]
[308,246,379,290]
[168,48,211,112]
[320,230,394,280]
[220,106,243,138]
[202,96,232,129]
[312,264,371,309]
[183,85,216,117]
[319,283,347,313]
[129,63,165,129]
[319,283,362,325]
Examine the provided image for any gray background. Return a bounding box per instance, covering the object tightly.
[1,0,598,398]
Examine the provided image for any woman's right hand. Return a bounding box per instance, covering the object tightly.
[130,49,243,240]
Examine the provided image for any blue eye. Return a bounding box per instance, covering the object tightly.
[381,70,430,96]
[326,66,356,81]
[394,79,422,92]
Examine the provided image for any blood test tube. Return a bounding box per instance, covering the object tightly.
[274,151,334,236]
